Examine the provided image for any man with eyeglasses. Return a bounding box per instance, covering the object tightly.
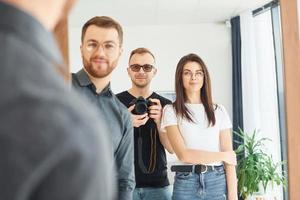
[72,16,135,200]
[117,48,173,200]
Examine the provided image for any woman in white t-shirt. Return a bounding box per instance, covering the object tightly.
[161,53,238,200]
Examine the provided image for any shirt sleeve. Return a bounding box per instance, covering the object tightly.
[115,112,135,200]
[161,104,178,132]
[218,104,232,130]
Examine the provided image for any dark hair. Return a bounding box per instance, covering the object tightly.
[173,53,216,126]
[129,47,155,62]
[81,16,123,45]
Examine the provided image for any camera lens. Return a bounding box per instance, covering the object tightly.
[135,101,148,115]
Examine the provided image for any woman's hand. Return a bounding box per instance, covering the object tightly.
[227,192,238,200]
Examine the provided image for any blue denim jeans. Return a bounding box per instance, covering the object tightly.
[133,186,172,200]
[172,166,227,200]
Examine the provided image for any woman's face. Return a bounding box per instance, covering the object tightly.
[182,61,204,94]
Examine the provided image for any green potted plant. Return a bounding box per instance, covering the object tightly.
[234,128,286,199]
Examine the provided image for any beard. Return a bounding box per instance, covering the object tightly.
[82,55,118,78]
[131,77,151,88]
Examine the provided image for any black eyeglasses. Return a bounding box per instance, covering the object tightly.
[129,64,154,72]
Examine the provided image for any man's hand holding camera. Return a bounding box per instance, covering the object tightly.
[128,105,149,127]
[148,98,162,126]
[128,97,162,128]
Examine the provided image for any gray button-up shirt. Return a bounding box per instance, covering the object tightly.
[72,69,135,200]
[0,2,115,200]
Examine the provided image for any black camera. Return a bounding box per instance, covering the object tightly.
[129,96,154,115]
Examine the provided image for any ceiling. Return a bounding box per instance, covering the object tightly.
[69,0,272,27]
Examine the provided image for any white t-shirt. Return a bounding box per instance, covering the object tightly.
[161,103,232,165]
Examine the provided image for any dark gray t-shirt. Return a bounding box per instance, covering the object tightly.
[0,2,115,200]
[116,91,171,188]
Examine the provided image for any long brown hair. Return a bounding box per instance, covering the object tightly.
[173,53,216,126]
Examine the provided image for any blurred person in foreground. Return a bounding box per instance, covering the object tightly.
[0,0,115,199]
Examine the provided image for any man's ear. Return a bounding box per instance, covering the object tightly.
[127,67,130,75]
[80,44,83,56]
[61,0,77,20]
[153,67,157,75]
[119,47,123,57]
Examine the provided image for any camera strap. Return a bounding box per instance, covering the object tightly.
[137,124,157,174]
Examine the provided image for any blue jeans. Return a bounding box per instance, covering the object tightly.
[172,167,227,200]
[133,186,172,200]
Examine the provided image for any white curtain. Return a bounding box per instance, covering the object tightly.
[240,10,282,199]
[240,11,261,134]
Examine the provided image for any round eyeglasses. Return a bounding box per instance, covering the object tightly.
[85,41,118,54]
[183,70,204,79]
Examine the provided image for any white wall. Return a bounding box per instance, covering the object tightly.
[69,23,233,116]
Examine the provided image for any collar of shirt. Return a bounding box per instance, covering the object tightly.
[0,2,63,67]
[75,69,113,97]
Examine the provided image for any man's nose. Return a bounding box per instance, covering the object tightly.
[138,67,145,73]
[96,45,105,55]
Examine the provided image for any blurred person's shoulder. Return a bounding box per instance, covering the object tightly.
[0,2,115,199]
[0,65,115,199]
[0,1,114,172]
